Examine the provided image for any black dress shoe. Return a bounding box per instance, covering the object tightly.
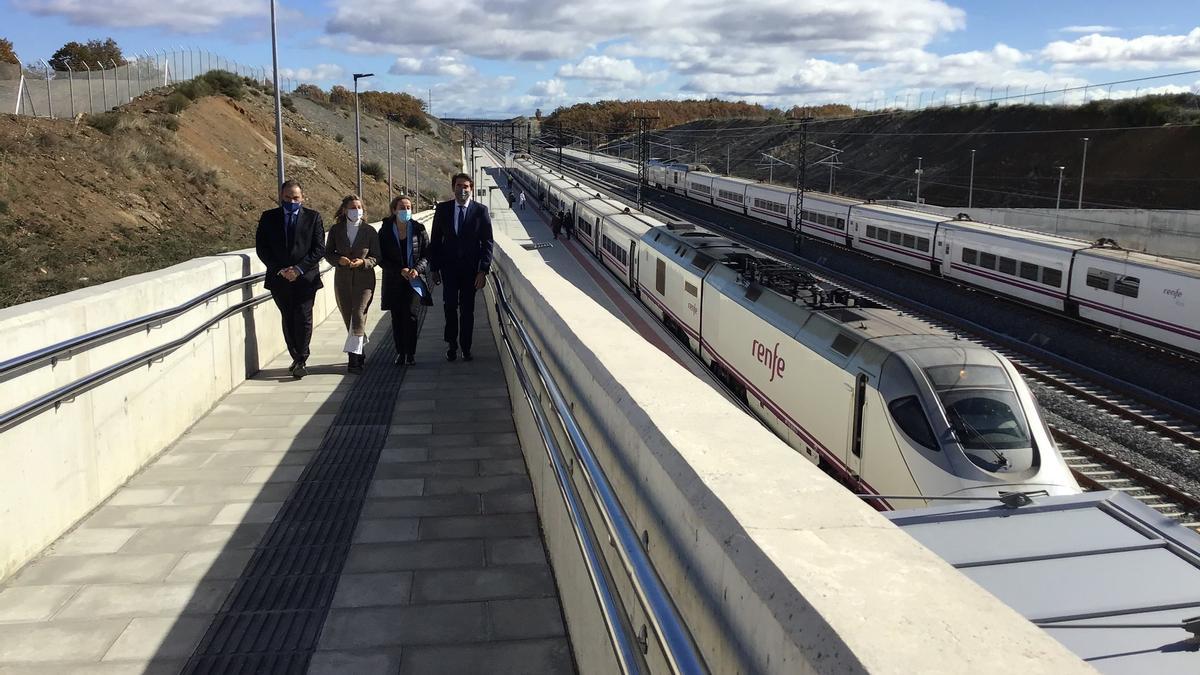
[446,349,457,362]
[293,362,307,379]
[405,355,416,365]
[288,360,298,374]
[462,351,473,362]
[394,354,404,366]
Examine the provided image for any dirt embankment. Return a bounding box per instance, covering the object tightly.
[647,96,1200,211]
[0,86,461,308]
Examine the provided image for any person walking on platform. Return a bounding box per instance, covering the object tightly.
[518,191,526,210]
[552,210,563,239]
[429,172,494,362]
[256,179,325,379]
[325,194,379,373]
[506,189,515,207]
[564,211,576,240]
[379,195,432,366]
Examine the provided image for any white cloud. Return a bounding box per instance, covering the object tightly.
[1059,25,1117,34]
[16,0,261,31]
[527,78,566,97]
[389,55,475,77]
[1043,27,1200,68]
[280,64,345,83]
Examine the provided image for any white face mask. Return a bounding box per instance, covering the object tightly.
[346,208,363,223]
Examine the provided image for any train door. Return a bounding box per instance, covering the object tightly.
[931,223,945,276]
[627,241,638,291]
[848,372,868,479]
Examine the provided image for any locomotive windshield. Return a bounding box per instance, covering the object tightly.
[924,364,1034,473]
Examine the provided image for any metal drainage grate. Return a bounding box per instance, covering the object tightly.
[521,242,554,250]
[182,321,414,673]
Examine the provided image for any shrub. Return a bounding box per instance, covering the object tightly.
[154,114,180,130]
[175,78,213,100]
[87,111,124,135]
[361,160,385,180]
[0,200,8,215]
[335,133,344,143]
[200,70,245,100]
[164,92,191,114]
[294,83,327,103]
[281,96,295,112]
[360,136,368,144]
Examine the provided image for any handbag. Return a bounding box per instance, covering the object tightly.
[406,225,434,306]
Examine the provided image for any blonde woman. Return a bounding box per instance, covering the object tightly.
[324,194,379,372]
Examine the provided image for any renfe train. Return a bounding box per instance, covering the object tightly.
[640,160,1200,355]
[508,153,1080,509]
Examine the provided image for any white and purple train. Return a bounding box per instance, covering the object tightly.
[583,153,1199,356]
[509,153,1081,510]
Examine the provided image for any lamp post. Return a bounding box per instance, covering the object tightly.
[1077,137,1090,209]
[352,72,374,196]
[413,147,422,209]
[914,156,924,204]
[403,133,413,195]
[1055,165,1066,234]
[968,149,976,208]
[269,0,286,189]
[386,113,393,204]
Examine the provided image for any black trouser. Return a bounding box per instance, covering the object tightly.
[391,285,421,358]
[270,283,317,364]
[442,270,479,353]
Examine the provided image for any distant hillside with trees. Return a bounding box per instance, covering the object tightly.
[293,83,429,132]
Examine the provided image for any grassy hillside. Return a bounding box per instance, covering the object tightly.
[0,73,461,308]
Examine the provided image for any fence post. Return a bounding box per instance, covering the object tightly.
[64,59,75,118]
[83,62,93,114]
[14,73,25,115]
[40,60,53,119]
[98,61,108,111]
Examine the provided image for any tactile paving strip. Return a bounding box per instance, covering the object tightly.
[182,321,414,674]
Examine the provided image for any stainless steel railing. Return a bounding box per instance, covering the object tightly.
[492,269,708,675]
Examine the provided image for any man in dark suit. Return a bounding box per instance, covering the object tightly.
[429,172,494,362]
[255,179,326,378]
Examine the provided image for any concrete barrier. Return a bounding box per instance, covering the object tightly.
[0,216,426,582]
[486,231,1091,673]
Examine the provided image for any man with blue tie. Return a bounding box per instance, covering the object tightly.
[255,180,326,378]
[429,173,494,362]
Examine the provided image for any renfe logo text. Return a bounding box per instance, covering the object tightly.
[752,340,786,382]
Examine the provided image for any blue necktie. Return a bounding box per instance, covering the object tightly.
[285,212,295,243]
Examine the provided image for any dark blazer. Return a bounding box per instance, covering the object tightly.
[429,200,494,277]
[378,216,431,311]
[255,206,326,291]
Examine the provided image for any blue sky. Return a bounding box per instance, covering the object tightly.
[3,0,1198,117]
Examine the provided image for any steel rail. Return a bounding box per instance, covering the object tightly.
[492,270,708,675]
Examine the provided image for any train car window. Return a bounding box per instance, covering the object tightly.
[837,217,846,230]
[866,226,877,239]
[832,333,860,357]
[888,396,939,451]
[1042,268,1063,287]
[685,282,698,297]
[889,230,903,245]
[1114,276,1140,298]
[1019,262,1039,281]
[924,365,1033,470]
[1086,268,1113,291]
[902,233,916,249]
[998,257,1017,275]
[979,252,997,269]
[962,248,978,265]
[656,259,666,295]
[917,237,930,252]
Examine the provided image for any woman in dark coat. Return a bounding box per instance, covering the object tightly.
[324,194,379,372]
[378,195,431,366]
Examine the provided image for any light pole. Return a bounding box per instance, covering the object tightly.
[413,147,422,209]
[1055,165,1066,234]
[914,156,924,204]
[268,0,286,189]
[386,113,393,204]
[968,149,976,208]
[403,133,413,195]
[352,72,374,196]
[1077,137,1089,209]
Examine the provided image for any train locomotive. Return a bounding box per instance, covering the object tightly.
[509,153,1081,509]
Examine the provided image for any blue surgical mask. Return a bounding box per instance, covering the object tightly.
[282,201,301,214]
[395,209,412,222]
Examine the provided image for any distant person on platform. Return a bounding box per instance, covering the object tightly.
[429,173,494,362]
[324,194,379,373]
[379,195,432,366]
[518,191,526,210]
[552,210,563,239]
[506,189,515,206]
[564,212,575,240]
[256,179,325,379]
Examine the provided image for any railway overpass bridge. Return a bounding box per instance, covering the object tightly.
[0,147,1173,674]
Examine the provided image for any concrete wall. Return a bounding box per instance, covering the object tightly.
[487,232,1092,673]
[882,201,1200,260]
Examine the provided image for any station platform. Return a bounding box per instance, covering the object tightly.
[0,298,573,672]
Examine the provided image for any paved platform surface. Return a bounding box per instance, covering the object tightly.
[0,285,574,673]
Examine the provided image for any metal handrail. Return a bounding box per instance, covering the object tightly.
[0,290,274,433]
[492,270,708,675]
[0,271,266,382]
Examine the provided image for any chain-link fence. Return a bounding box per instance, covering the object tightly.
[1,48,294,119]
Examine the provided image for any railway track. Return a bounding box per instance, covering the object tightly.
[528,147,1200,529]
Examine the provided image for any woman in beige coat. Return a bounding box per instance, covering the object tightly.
[324,194,380,372]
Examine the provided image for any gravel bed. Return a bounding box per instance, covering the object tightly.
[1030,382,1200,498]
